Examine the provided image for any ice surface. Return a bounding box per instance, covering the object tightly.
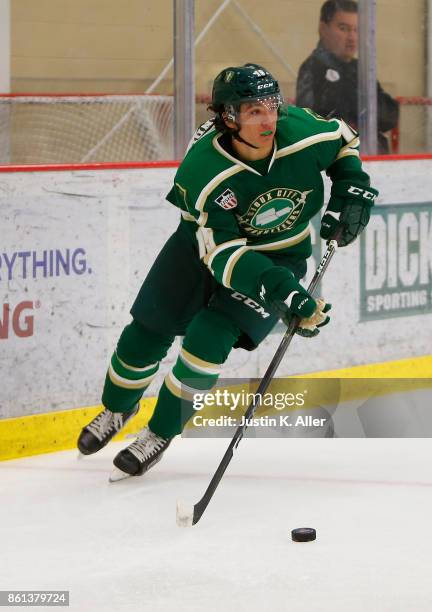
[1,437,432,611]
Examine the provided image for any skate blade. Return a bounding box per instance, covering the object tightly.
[109,467,133,482]
[77,451,86,460]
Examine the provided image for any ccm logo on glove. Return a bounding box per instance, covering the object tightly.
[347,186,377,201]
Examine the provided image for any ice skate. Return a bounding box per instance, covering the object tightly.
[77,404,139,456]
[109,427,171,481]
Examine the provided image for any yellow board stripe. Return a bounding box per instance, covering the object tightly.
[1,355,431,462]
[298,355,432,379]
[0,398,156,462]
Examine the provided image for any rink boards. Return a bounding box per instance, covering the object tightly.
[0,157,431,457]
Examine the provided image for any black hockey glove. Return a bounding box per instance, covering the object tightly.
[320,180,378,247]
[281,298,332,337]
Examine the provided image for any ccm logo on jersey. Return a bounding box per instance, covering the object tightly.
[348,186,377,201]
[215,189,238,210]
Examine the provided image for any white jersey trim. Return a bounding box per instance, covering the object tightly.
[213,135,277,176]
[186,120,216,152]
[194,160,243,220]
[248,225,311,251]
[205,238,247,268]
[276,128,342,159]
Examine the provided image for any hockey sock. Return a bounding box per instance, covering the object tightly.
[148,309,241,438]
[102,319,174,413]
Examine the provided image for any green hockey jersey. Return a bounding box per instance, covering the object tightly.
[166,105,370,303]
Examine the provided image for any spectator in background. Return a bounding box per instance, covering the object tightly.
[296,0,399,154]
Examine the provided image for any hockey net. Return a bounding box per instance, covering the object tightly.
[0,93,430,165]
[0,94,178,164]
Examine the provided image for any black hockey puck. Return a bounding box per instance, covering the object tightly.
[291,527,316,542]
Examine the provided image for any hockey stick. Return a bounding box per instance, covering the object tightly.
[176,236,340,527]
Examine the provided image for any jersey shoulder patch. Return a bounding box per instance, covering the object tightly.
[214,188,238,210]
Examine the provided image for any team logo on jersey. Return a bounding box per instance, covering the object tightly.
[237,188,313,236]
[215,189,238,210]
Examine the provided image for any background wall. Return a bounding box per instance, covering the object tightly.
[10,0,422,100]
[9,0,427,152]
[1,159,431,418]
[0,0,10,91]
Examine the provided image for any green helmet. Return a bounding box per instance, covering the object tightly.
[211,63,283,120]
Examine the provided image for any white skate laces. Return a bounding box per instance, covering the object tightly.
[127,428,168,463]
[86,409,125,442]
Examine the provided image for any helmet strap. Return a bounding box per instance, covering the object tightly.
[232,128,259,149]
[222,108,259,149]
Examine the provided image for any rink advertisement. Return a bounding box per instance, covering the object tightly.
[360,202,432,321]
[0,159,432,420]
[0,167,177,417]
[0,248,90,340]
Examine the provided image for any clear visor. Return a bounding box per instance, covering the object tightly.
[244,93,284,111]
[226,93,284,122]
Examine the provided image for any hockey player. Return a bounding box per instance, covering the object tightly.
[77,63,378,479]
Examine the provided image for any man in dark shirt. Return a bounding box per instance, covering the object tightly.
[296,0,399,154]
